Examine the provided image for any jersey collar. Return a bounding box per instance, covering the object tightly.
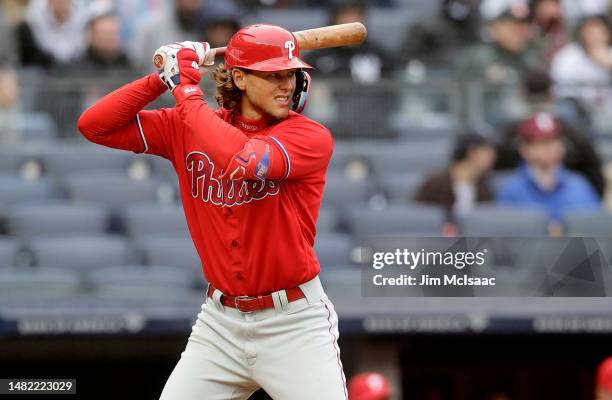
[231,110,271,133]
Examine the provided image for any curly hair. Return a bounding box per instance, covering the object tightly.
[211,63,243,110]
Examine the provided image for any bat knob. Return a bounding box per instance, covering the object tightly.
[153,53,165,69]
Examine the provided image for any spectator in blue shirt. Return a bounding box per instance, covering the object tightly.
[498,112,600,234]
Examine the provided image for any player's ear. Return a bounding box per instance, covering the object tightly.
[232,68,247,91]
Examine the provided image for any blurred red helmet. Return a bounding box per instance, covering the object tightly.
[348,372,391,400]
[597,357,612,392]
[224,24,312,71]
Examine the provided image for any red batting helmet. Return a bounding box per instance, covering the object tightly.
[224,24,312,71]
[348,372,391,400]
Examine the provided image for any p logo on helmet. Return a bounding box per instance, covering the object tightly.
[284,40,295,60]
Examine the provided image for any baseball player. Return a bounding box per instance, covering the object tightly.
[77,24,347,399]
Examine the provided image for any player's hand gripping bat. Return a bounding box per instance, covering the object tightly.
[152,22,367,69]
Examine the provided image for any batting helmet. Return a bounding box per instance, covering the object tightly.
[347,372,391,400]
[224,24,312,71]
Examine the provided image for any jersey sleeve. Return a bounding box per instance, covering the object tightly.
[261,117,334,181]
[77,73,176,160]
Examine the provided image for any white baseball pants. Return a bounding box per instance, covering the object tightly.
[159,276,348,400]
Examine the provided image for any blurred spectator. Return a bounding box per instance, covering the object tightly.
[455,0,541,84]
[416,133,496,222]
[498,112,600,232]
[550,15,612,115]
[71,7,129,73]
[496,70,606,197]
[0,7,16,66]
[130,0,206,71]
[204,17,240,49]
[16,0,88,68]
[0,67,21,143]
[347,372,391,400]
[400,0,480,73]
[529,0,567,64]
[597,357,612,400]
[304,1,393,83]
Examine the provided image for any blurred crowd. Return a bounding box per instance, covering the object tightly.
[1,0,612,234]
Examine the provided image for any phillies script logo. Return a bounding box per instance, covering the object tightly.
[186,152,280,207]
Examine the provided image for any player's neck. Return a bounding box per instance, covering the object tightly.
[233,109,271,132]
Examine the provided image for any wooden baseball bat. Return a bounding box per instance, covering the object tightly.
[153,22,367,68]
[214,22,367,57]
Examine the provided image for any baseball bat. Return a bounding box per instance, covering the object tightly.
[153,22,367,69]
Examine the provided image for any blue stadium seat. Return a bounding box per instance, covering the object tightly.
[29,235,132,271]
[458,205,549,236]
[362,141,450,175]
[7,202,110,238]
[564,210,612,236]
[314,233,354,268]
[381,172,422,203]
[119,203,188,238]
[316,207,339,233]
[41,143,134,177]
[139,234,201,270]
[0,174,56,205]
[0,238,18,268]
[347,204,445,236]
[0,266,81,296]
[88,265,196,289]
[322,172,375,208]
[17,112,59,141]
[64,172,161,208]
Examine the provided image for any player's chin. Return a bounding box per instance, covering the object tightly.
[269,105,290,119]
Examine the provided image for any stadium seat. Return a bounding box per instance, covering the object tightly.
[314,233,354,268]
[146,154,177,181]
[360,141,450,175]
[64,172,161,208]
[0,238,18,268]
[88,265,196,289]
[0,266,81,296]
[564,210,612,236]
[322,172,375,208]
[381,172,423,203]
[29,235,132,271]
[347,204,445,236]
[140,235,201,270]
[41,143,133,177]
[17,112,59,141]
[457,205,549,236]
[316,207,339,233]
[0,174,56,205]
[119,203,188,238]
[7,202,110,238]
[366,8,420,53]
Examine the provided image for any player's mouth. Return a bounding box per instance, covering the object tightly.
[274,95,290,107]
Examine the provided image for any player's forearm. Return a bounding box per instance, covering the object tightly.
[77,73,167,139]
[174,85,248,167]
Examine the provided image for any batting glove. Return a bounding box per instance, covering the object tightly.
[155,41,215,92]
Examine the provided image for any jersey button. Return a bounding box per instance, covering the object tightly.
[231,240,238,247]
[235,273,244,280]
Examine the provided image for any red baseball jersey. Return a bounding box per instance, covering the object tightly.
[78,74,333,296]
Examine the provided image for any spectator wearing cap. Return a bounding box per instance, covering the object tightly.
[347,372,391,400]
[597,357,612,400]
[455,0,542,84]
[550,14,612,116]
[495,71,606,197]
[498,112,600,232]
[416,132,496,224]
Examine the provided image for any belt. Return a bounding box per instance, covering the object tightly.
[207,285,306,313]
